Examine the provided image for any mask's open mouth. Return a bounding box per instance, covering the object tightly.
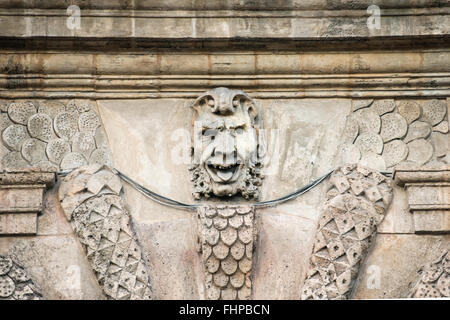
[206,162,240,182]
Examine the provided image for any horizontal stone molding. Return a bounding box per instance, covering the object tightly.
[0,186,45,213]
[0,169,56,187]
[395,166,450,186]
[1,0,448,11]
[0,213,37,235]
[2,90,450,100]
[1,50,450,97]
[0,5,449,40]
[1,75,450,99]
[1,52,450,75]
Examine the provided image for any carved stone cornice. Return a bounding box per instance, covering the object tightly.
[0,168,56,235]
[1,50,450,98]
[1,1,447,11]
[394,165,450,234]
[0,3,449,40]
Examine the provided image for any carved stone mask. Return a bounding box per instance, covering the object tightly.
[190,87,265,199]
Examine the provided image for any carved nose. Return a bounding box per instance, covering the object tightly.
[213,133,236,163]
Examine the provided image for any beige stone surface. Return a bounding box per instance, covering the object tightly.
[252,205,319,299]
[413,211,450,233]
[0,213,37,235]
[97,99,193,222]
[37,182,74,236]
[0,235,104,300]
[0,182,104,299]
[353,234,449,299]
[0,187,43,213]
[261,99,350,199]
[133,217,202,300]
[378,185,415,234]
[1,3,449,40]
[0,0,449,301]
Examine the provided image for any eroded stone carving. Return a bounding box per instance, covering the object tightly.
[0,255,43,300]
[406,139,434,165]
[189,88,265,199]
[421,99,447,126]
[398,101,421,124]
[58,164,154,300]
[301,164,393,300]
[409,249,449,298]
[380,113,408,142]
[0,99,112,170]
[382,140,408,168]
[197,205,256,300]
[340,99,450,170]
[373,99,395,116]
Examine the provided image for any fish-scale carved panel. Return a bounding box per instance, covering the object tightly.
[0,100,112,170]
[339,99,449,171]
[197,205,256,300]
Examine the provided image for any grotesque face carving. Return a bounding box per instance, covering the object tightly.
[190,87,265,199]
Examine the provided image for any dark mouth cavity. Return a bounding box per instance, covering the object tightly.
[207,163,239,172]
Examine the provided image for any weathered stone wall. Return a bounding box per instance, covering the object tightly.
[0,0,449,300]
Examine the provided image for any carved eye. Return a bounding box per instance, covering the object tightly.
[235,128,243,135]
[202,129,217,139]
[233,98,240,107]
[208,98,215,107]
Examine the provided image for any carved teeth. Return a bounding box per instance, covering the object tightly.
[210,164,237,170]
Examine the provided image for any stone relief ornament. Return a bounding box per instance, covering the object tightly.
[409,249,449,298]
[338,99,449,171]
[0,99,112,171]
[189,87,265,200]
[197,205,256,300]
[58,164,154,300]
[301,164,393,300]
[0,255,43,300]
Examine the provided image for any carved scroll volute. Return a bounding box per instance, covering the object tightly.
[197,205,256,300]
[189,87,265,200]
